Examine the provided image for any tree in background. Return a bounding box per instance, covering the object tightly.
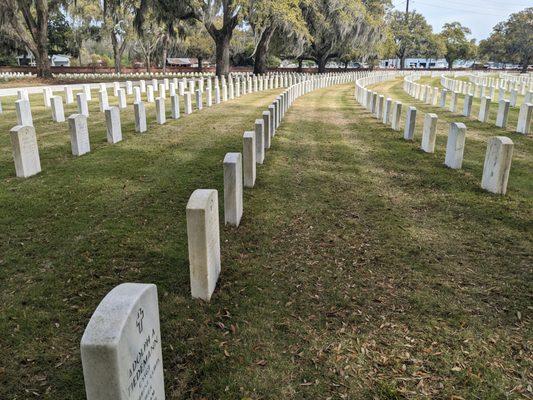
[183,21,215,70]
[67,0,102,66]
[136,0,246,76]
[478,23,508,65]
[229,28,255,67]
[388,10,433,69]
[103,0,136,73]
[419,33,446,69]
[479,8,532,73]
[299,0,387,73]
[438,22,476,69]
[48,10,76,56]
[0,34,26,67]
[248,0,308,74]
[131,14,166,73]
[0,0,64,77]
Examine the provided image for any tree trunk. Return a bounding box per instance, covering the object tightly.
[35,3,51,78]
[111,31,128,73]
[400,56,405,70]
[521,57,529,73]
[445,56,453,70]
[146,54,151,73]
[111,33,121,73]
[344,61,348,69]
[36,46,51,78]
[114,51,121,73]
[317,56,328,73]
[297,59,303,73]
[253,26,276,75]
[214,33,231,76]
[198,57,203,71]
[162,34,168,73]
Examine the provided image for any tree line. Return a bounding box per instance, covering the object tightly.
[0,0,531,77]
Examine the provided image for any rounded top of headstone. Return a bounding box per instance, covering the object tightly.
[223,152,241,164]
[186,189,218,211]
[451,122,467,129]
[81,283,156,347]
[10,125,34,134]
[492,136,514,145]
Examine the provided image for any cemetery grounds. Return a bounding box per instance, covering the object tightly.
[0,77,532,399]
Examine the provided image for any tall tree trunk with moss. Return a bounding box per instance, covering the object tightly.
[111,33,121,73]
[201,3,240,77]
[1,0,52,77]
[446,56,453,70]
[161,33,168,73]
[110,18,128,74]
[253,26,276,75]
[32,0,51,77]
[520,55,530,73]
[397,47,406,70]
[145,53,151,73]
[35,28,51,77]
[213,32,231,76]
[317,55,328,73]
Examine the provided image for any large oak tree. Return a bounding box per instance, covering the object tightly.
[479,8,532,73]
[299,0,388,73]
[0,0,65,77]
[438,22,476,70]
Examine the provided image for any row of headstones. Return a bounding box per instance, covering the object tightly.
[5,71,317,121]
[357,74,514,196]
[1,72,34,81]
[403,74,532,135]
[440,75,532,108]
[78,72,357,400]
[51,70,298,83]
[470,72,532,90]
[52,70,213,81]
[7,73,315,179]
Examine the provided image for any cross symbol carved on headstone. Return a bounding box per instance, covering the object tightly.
[136,308,144,334]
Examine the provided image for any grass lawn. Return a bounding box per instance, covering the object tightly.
[0,79,531,399]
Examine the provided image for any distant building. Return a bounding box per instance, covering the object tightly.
[166,58,199,67]
[17,51,35,66]
[51,54,70,67]
[380,58,448,69]
[17,52,71,67]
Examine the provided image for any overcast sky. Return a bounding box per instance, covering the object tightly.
[391,0,531,41]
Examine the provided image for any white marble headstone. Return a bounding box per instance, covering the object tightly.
[10,125,41,178]
[15,99,33,126]
[105,106,122,144]
[68,114,91,156]
[186,190,221,301]
[134,102,147,133]
[81,283,165,400]
[223,152,243,227]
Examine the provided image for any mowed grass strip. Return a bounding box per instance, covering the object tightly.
[0,81,532,399]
